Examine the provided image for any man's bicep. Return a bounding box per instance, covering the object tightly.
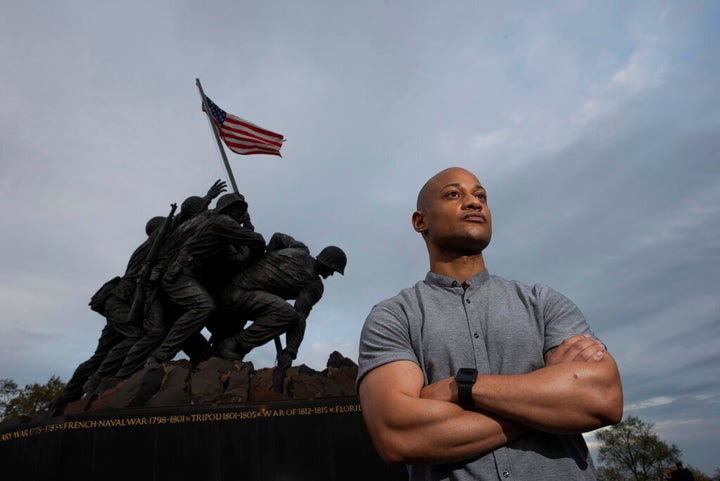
[358,360,427,461]
[359,361,427,432]
[359,360,425,407]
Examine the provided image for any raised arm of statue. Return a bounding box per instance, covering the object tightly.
[204,179,228,204]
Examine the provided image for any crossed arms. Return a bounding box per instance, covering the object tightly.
[358,334,623,464]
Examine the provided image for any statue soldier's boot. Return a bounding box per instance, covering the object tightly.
[216,336,247,361]
[144,355,163,369]
[95,376,123,392]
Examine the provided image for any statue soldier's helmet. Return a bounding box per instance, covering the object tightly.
[316,246,347,275]
[145,216,166,236]
[181,195,210,216]
[215,192,248,213]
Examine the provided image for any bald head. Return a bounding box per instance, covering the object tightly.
[412,166,491,253]
[416,167,481,210]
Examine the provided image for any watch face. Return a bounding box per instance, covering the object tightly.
[457,368,477,383]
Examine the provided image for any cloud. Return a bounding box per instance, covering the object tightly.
[471,129,510,151]
[626,396,676,411]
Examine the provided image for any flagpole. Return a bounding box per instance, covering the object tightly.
[196,78,240,194]
[195,78,286,383]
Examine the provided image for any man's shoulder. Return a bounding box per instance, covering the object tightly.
[487,273,558,297]
[373,279,427,308]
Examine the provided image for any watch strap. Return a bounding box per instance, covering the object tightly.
[456,368,477,408]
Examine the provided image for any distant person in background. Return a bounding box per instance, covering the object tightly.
[670,462,695,481]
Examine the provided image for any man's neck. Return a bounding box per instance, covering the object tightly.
[428,252,486,284]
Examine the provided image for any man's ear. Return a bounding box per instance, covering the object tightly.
[412,210,426,233]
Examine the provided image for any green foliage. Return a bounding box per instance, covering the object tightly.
[1,376,65,421]
[596,415,682,481]
[0,379,20,416]
[689,466,713,481]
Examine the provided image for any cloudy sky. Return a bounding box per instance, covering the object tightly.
[1,0,718,474]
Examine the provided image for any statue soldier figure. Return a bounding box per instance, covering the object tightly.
[110,194,224,379]
[49,210,174,413]
[218,232,347,369]
[144,192,265,368]
[93,183,229,383]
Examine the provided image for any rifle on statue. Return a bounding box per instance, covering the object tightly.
[272,337,286,393]
[126,203,177,325]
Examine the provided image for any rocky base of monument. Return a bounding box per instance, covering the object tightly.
[0,350,358,428]
[57,350,358,417]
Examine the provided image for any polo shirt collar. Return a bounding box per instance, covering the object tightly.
[424,269,490,288]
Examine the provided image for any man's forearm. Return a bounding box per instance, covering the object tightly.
[364,392,528,464]
[471,356,623,433]
[360,362,528,464]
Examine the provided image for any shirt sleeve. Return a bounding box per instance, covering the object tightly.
[357,299,421,390]
[536,284,595,353]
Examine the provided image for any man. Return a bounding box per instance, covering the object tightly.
[671,462,695,481]
[357,167,623,480]
[218,232,346,368]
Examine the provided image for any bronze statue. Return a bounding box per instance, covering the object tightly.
[51,180,347,411]
[50,211,173,413]
[217,232,347,370]
[143,193,265,368]
[51,181,228,409]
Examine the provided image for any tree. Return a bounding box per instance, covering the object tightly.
[0,379,20,416]
[1,376,65,421]
[688,466,712,481]
[596,415,682,481]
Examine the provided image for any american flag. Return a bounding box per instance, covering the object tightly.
[203,96,285,156]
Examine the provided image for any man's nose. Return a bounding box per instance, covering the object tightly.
[464,194,483,209]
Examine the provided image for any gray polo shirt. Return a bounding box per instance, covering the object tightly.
[358,270,597,481]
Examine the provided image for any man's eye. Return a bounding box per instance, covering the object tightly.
[475,193,487,201]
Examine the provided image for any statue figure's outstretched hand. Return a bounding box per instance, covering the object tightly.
[206,180,228,200]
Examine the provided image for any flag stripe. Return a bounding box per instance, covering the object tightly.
[203,95,284,156]
[220,119,284,148]
[223,115,285,142]
[220,134,283,156]
[224,138,278,151]
[216,124,284,155]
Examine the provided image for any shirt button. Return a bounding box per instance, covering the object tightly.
[474,333,480,338]
[451,281,458,287]
[502,471,510,478]
[466,299,471,303]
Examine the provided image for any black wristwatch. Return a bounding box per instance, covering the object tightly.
[455,368,478,408]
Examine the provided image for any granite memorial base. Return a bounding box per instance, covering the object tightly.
[0,396,407,481]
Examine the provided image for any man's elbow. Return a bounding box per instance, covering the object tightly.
[594,381,624,427]
[590,358,624,427]
[368,430,415,464]
[602,389,624,426]
[364,420,433,464]
[376,446,407,465]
